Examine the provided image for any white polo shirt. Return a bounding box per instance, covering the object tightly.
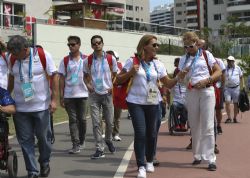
[179,50,216,86]
[83,53,118,95]
[10,48,57,112]
[215,58,226,88]
[0,54,8,89]
[225,65,242,88]
[171,83,187,105]
[58,56,88,98]
[123,58,167,105]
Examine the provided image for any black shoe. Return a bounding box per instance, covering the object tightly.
[105,141,116,153]
[91,149,105,159]
[208,163,217,171]
[214,145,220,154]
[192,160,201,165]
[225,118,232,123]
[217,126,222,135]
[153,158,160,166]
[233,118,238,123]
[28,174,38,178]
[40,164,50,177]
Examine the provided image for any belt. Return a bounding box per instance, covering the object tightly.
[191,84,212,89]
[227,85,239,89]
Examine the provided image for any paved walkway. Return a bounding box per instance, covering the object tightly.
[124,111,250,178]
[1,110,250,178]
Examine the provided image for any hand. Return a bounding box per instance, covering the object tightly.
[193,79,208,89]
[130,64,139,76]
[86,83,94,93]
[50,99,57,113]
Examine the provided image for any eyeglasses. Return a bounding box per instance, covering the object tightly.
[184,42,196,49]
[152,43,160,48]
[92,41,102,46]
[67,43,77,47]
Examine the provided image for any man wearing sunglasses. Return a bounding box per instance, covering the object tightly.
[58,36,88,154]
[83,35,118,159]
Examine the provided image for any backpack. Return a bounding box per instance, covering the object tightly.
[202,50,221,108]
[87,53,113,71]
[63,53,87,76]
[238,88,250,112]
[113,56,140,109]
[10,46,46,71]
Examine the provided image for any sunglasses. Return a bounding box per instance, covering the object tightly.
[152,43,160,48]
[67,43,77,47]
[184,42,196,49]
[92,41,102,46]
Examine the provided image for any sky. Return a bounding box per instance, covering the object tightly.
[150,0,174,11]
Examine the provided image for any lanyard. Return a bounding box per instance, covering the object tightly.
[93,51,105,78]
[227,66,235,77]
[19,48,33,82]
[141,60,159,82]
[182,48,201,73]
[67,55,83,76]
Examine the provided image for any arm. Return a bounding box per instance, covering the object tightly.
[83,73,94,93]
[7,75,14,93]
[115,64,139,85]
[59,74,65,108]
[0,104,15,114]
[160,75,178,89]
[50,73,59,113]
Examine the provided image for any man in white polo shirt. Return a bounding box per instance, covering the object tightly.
[83,35,118,159]
[7,35,58,178]
[224,55,243,123]
[59,36,88,154]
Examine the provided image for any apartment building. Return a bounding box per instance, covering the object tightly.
[150,4,174,26]
[125,0,150,22]
[174,0,206,30]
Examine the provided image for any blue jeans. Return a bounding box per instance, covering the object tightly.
[13,110,51,175]
[127,102,158,167]
[153,103,162,157]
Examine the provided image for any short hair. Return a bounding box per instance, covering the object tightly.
[174,57,180,63]
[136,34,157,59]
[7,35,29,54]
[182,31,199,44]
[91,35,103,44]
[67,35,81,45]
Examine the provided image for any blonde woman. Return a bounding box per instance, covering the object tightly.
[179,32,221,171]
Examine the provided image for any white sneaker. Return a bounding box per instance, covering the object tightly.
[137,166,146,178]
[113,135,121,141]
[146,162,154,172]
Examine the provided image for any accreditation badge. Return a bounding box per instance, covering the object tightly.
[146,81,158,104]
[95,78,103,91]
[71,73,79,85]
[21,82,34,102]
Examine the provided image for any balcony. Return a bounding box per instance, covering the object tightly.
[186,22,198,28]
[186,5,197,11]
[227,1,250,12]
[102,0,125,5]
[52,0,78,5]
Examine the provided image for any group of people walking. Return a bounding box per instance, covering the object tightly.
[0,31,246,178]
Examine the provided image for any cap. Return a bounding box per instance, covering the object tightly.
[227,56,235,61]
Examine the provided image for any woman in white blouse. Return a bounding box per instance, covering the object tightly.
[179,32,221,171]
[116,34,184,178]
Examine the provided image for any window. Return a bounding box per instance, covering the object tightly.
[176,3,182,7]
[177,11,182,15]
[136,18,139,21]
[141,19,143,22]
[2,2,25,28]
[214,0,224,5]
[141,7,143,11]
[214,14,222,20]
[126,17,133,21]
[126,5,133,11]
[135,6,139,11]
[176,20,182,24]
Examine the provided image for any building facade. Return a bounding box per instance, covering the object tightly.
[125,0,150,22]
[150,4,174,26]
